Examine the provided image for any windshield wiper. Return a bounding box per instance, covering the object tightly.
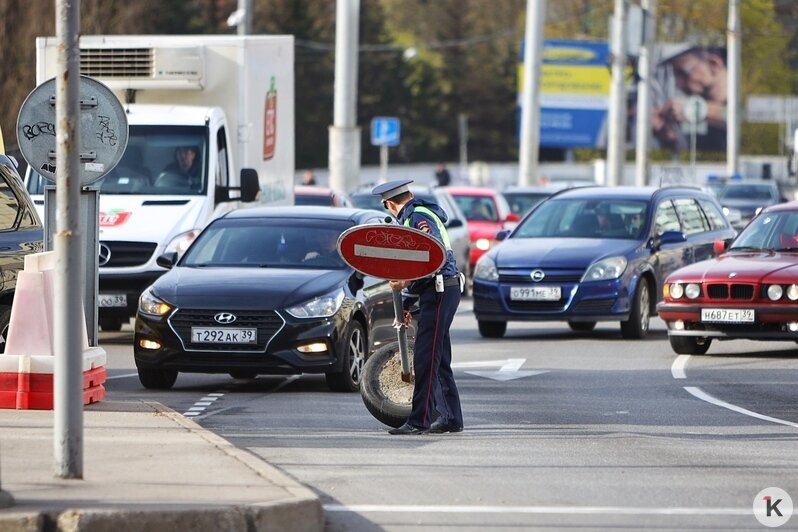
[727,246,775,254]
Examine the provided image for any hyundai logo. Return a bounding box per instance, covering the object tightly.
[98,244,111,266]
[530,269,546,282]
[214,312,237,324]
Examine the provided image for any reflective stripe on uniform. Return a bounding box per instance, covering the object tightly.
[403,205,452,250]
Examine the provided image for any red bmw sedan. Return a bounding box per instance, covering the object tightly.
[658,202,798,355]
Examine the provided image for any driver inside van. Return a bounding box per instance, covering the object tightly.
[157,146,201,189]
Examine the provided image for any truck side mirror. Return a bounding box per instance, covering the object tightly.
[240,168,260,202]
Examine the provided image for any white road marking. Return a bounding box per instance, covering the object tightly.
[183,392,225,417]
[671,355,689,379]
[105,372,138,380]
[683,386,798,429]
[323,504,748,516]
[452,359,548,381]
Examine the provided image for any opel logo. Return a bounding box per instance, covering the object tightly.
[98,244,111,266]
[214,312,237,324]
[530,269,545,282]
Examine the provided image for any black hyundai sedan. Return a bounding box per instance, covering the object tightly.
[134,207,399,392]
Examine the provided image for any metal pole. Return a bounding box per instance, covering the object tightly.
[379,145,388,183]
[458,113,469,184]
[237,0,252,35]
[329,0,361,193]
[54,0,83,478]
[391,291,412,381]
[634,0,656,187]
[727,0,741,177]
[518,0,546,186]
[607,0,628,187]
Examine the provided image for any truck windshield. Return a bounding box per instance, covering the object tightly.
[26,125,208,196]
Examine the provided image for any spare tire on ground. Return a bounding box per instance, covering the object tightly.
[359,341,413,428]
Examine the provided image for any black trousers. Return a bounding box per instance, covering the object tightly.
[408,283,463,428]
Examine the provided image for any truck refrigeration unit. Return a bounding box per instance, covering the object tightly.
[26,35,295,331]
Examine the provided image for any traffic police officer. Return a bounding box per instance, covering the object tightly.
[372,179,464,435]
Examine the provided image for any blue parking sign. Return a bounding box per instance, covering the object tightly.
[371,117,401,146]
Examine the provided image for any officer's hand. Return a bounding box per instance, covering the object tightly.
[402,310,413,326]
[389,280,409,291]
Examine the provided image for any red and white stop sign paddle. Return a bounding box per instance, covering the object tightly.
[337,224,445,281]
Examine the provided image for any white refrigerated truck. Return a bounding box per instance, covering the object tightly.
[25,35,295,330]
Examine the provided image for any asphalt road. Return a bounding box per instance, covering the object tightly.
[101,302,798,531]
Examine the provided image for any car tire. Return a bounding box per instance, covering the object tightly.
[137,367,178,390]
[229,371,258,380]
[326,321,367,392]
[478,320,507,338]
[359,341,412,428]
[99,317,124,332]
[0,305,12,354]
[568,321,596,332]
[669,335,712,355]
[620,279,650,339]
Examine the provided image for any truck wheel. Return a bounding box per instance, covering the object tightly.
[326,322,366,392]
[137,367,178,390]
[0,305,12,354]
[478,320,506,338]
[669,335,712,355]
[568,321,596,332]
[99,317,124,332]
[621,280,650,339]
[360,341,413,428]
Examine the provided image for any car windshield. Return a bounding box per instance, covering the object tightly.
[452,195,498,222]
[350,193,385,211]
[181,218,351,269]
[719,184,776,201]
[503,192,551,216]
[27,125,208,196]
[730,211,798,252]
[513,198,649,240]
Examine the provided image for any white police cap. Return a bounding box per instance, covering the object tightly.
[372,179,414,201]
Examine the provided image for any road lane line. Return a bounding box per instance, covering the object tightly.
[183,392,226,417]
[105,372,138,380]
[683,386,798,429]
[671,355,689,379]
[323,504,748,516]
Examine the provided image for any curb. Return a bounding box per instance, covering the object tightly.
[0,401,323,532]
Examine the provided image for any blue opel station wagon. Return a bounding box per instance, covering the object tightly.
[472,186,737,339]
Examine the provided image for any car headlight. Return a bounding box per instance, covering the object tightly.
[138,289,173,316]
[787,284,798,301]
[581,256,627,282]
[473,255,499,281]
[685,283,701,299]
[286,288,345,318]
[767,284,783,301]
[165,229,201,258]
[474,238,492,251]
[670,283,684,299]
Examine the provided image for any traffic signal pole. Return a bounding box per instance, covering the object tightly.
[518,0,546,187]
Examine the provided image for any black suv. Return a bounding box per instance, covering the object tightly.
[0,154,44,351]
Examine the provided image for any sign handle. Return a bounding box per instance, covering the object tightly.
[391,290,413,382]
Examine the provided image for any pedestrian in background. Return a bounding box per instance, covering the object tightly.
[434,163,451,187]
[373,178,464,435]
[302,169,317,185]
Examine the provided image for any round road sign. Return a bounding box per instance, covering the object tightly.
[683,95,708,125]
[16,75,128,185]
[337,224,446,281]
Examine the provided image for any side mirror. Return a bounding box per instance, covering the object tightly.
[447,218,464,229]
[214,186,230,204]
[713,239,727,254]
[156,252,178,269]
[653,230,687,250]
[496,229,511,241]
[240,168,261,202]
